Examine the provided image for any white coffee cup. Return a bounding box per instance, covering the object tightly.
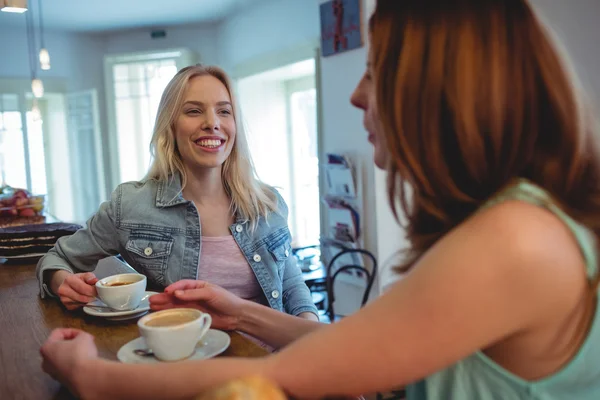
[95,273,147,311]
[137,308,212,362]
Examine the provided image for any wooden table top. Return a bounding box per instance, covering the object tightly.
[0,263,269,400]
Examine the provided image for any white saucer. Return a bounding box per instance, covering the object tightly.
[83,291,158,319]
[105,310,149,321]
[117,329,231,364]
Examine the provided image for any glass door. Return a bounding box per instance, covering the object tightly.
[25,99,48,195]
[287,84,320,247]
[0,94,28,190]
[112,59,178,182]
[0,93,49,209]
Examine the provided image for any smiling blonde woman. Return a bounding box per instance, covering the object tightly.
[36,64,318,323]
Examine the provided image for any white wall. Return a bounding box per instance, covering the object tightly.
[529,0,600,107]
[102,24,219,64]
[374,169,407,292]
[0,29,75,79]
[0,28,104,89]
[217,0,320,73]
[319,46,378,252]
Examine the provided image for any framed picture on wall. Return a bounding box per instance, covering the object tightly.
[320,0,363,57]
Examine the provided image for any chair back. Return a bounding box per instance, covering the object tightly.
[326,248,377,320]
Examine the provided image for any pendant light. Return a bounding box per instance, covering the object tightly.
[31,78,44,98]
[39,48,50,70]
[26,3,44,105]
[31,98,42,122]
[37,0,50,70]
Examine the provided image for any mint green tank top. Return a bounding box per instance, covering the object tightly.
[406,180,600,400]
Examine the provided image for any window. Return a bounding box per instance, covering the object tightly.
[0,94,27,189]
[0,94,47,195]
[0,80,104,223]
[287,84,319,248]
[26,109,47,195]
[105,49,194,186]
[112,60,177,183]
[238,59,320,247]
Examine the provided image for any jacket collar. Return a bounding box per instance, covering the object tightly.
[155,175,188,208]
[155,175,248,225]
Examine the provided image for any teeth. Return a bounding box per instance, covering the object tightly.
[196,139,222,148]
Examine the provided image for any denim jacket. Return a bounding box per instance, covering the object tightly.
[36,176,317,316]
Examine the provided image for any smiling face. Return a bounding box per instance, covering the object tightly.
[174,75,236,172]
[350,50,388,170]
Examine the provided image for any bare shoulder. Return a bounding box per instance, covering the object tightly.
[467,200,584,269]
[444,200,589,314]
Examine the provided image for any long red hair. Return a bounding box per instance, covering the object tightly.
[370,0,600,293]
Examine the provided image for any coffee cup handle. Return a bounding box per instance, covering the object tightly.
[197,313,212,342]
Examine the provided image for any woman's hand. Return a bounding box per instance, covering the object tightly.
[40,328,98,398]
[50,270,98,310]
[149,280,247,331]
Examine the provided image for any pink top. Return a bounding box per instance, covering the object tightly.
[197,236,266,305]
[198,235,272,351]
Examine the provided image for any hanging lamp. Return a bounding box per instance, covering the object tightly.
[31,98,42,122]
[37,0,50,70]
[26,4,44,102]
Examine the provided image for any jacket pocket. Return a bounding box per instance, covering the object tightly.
[125,233,173,286]
[269,241,292,262]
[267,232,293,278]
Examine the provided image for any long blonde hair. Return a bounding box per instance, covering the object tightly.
[146,64,278,225]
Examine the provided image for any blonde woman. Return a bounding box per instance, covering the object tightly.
[36,65,318,321]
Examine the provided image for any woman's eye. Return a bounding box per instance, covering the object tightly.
[220,109,232,115]
[186,109,201,115]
